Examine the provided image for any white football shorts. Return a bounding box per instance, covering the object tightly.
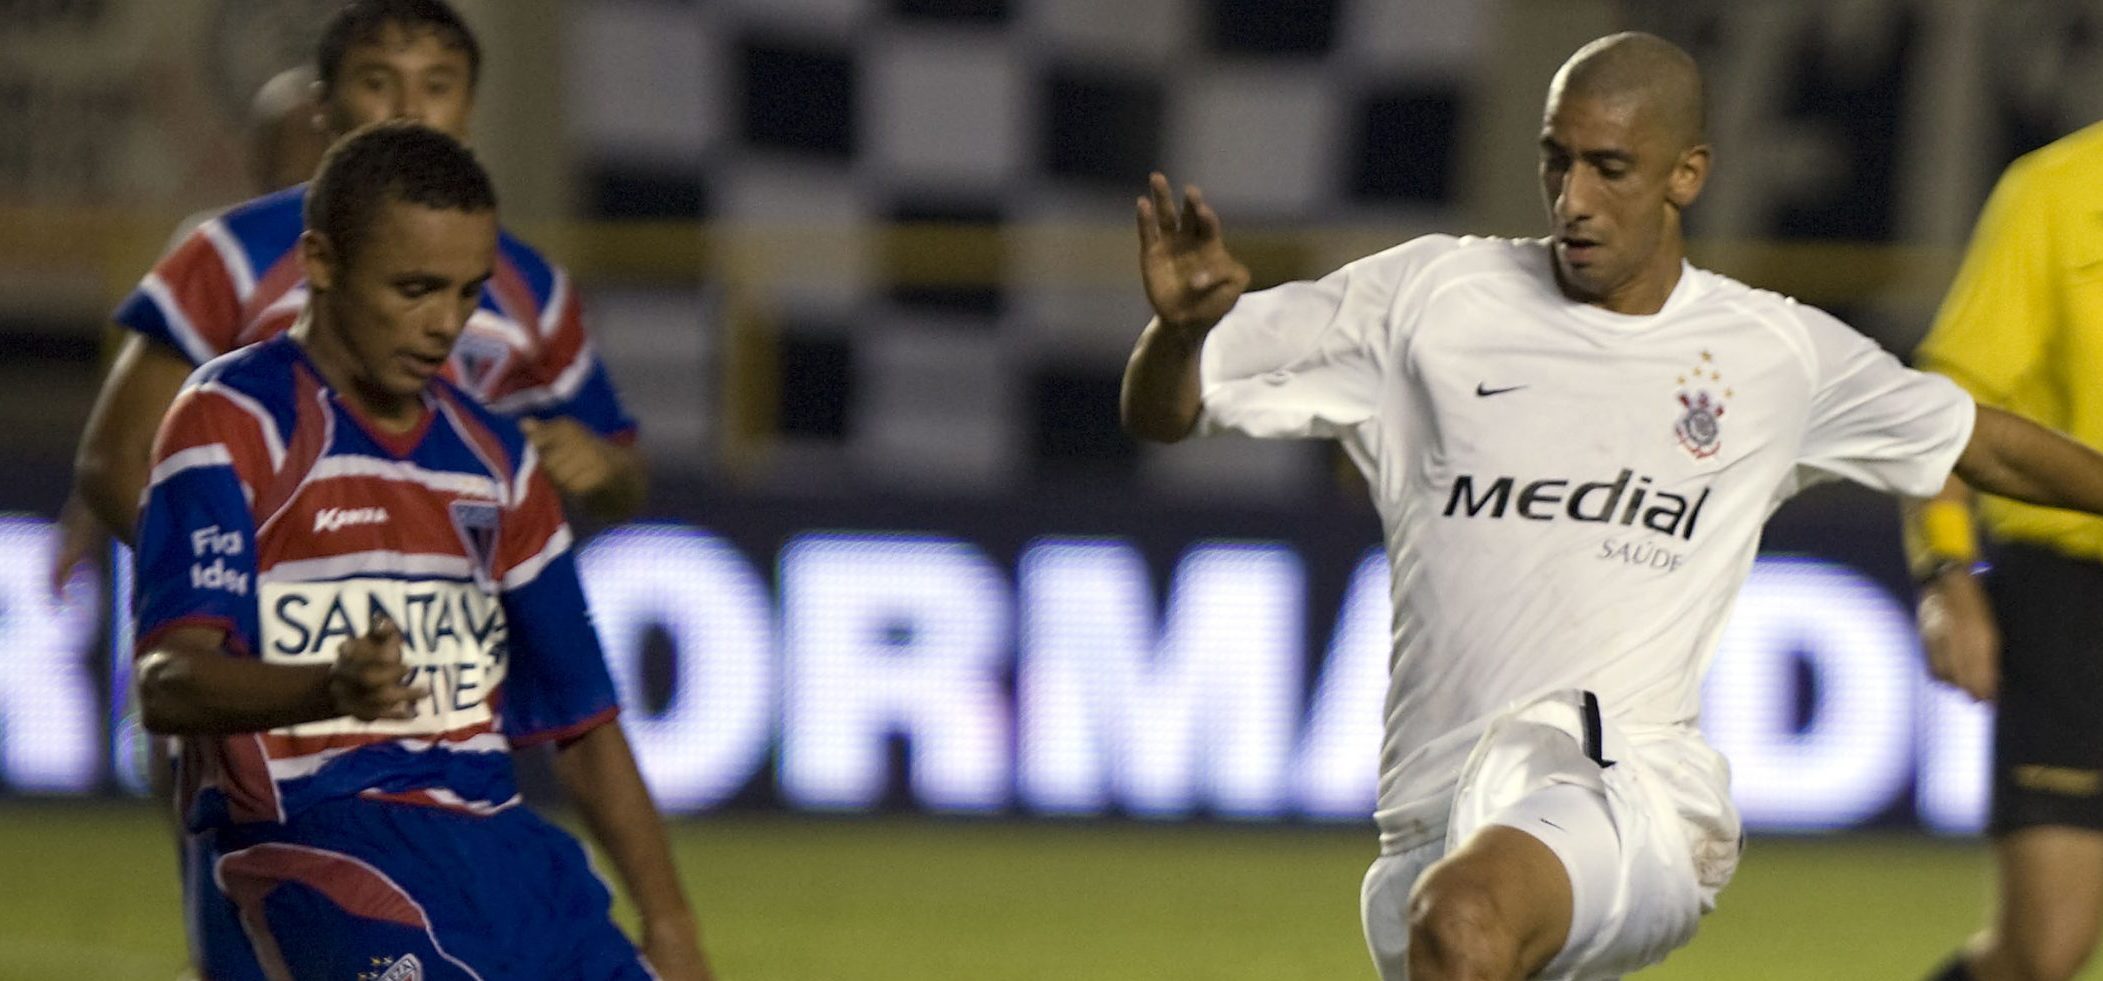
[1359,689,1741,980]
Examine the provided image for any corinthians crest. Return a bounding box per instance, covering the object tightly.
[1674,352,1730,459]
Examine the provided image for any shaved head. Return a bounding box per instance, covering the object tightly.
[1536,32,1712,314]
[1546,32,1705,153]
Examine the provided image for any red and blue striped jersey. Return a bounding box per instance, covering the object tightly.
[114,185,636,441]
[135,334,621,831]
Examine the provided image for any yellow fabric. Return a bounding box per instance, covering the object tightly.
[1915,121,2103,560]
[1917,499,1977,563]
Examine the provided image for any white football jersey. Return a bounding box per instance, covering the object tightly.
[1194,235,1974,844]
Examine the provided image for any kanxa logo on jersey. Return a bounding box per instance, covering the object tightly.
[263,578,508,734]
[314,506,390,533]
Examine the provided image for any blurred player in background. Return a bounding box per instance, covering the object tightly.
[1124,31,2103,981]
[1909,124,2103,981]
[61,0,646,585]
[247,66,333,195]
[134,120,710,981]
[44,64,333,592]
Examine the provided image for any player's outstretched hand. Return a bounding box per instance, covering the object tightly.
[1917,571,2000,701]
[1137,172,1249,333]
[328,615,426,722]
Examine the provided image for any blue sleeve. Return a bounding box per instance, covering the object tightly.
[113,289,187,357]
[135,458,260,656]
[500,550,621,745]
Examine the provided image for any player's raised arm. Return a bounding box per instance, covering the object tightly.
[1953,405,2103,515]
[1121,172,1250,443]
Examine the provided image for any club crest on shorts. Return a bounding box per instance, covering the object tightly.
[358,953,422,981]
[1674,352,1731,460]
[450,499,501,590]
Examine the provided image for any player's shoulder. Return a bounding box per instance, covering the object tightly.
[1684,264,1867,372]
[495,226,563,302]
[203,185,308,255]
[1682,264,1829,326]
[174,335,304,433]
[190,333,298,392]
[1348,233,1540,288]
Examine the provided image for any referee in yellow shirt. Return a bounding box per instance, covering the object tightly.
[1912,123,2103,981]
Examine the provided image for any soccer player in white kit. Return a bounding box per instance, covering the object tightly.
[1124,32,2103,981]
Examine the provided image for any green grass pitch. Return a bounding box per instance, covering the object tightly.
[0,801,2083,979]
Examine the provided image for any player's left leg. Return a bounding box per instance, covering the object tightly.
[1407,821,1575,980]
[1960,826,2103,981]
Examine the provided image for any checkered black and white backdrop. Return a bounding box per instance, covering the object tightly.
[560,0,1487,498]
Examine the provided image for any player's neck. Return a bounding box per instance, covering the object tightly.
[1593,261,1683,316]
[289,310,426,432]
[1561,236,1688,317]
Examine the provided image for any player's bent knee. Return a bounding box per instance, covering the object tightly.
[1407,870,1522,980]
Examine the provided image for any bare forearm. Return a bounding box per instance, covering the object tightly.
[552,722,697,937]
[75,334,194,544]
[1120,317,1209,443]
[136,647,336,735]
[75,444,149,547]
[1954,405,2103,514]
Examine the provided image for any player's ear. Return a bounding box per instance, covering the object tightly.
[299,230,339,293]
[1667,143,1710,210]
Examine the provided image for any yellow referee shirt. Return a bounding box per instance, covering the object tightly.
[1917,121,2103,560]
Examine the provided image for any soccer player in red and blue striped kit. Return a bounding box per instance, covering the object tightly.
[133,122,711,980]
[63,0,646,592]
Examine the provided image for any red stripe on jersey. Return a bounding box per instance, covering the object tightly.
[154,234,242,356]
[258,474,474,572]
[508,705,617,749]
[222,732,284,824]
[354,788,518,816]
[261,719,499,760]
[255,371,331,528]
[436,386,514,492]
[492,463,569,585]
[235,253,307,349]
[482,292,586,405]
[217,843,427,928]
[153,390,274,495]
[485,260,542,339]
